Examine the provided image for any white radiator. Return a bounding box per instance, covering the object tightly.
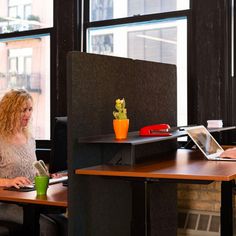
[178,209,220,236]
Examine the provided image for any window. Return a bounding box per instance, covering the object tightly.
[90,0,189,21]
[90,34,113,55]
[0,0,53,140]
[0,0,53,33]
[86,0,190,126]
[24,4,32,20]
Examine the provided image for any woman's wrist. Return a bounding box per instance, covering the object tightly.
[0,178,11,187]
[3,178,12,187]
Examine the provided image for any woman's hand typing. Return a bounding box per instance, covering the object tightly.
[50,172,67,179]
[220,147,236,159]
[6,177,32,189]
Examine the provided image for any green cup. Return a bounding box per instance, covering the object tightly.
[34,175,49,195]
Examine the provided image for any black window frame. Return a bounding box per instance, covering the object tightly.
[82,1,192,50]
[81,0,192,127]
[0,0,56,149]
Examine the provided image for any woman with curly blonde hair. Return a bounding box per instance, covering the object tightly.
[0,89,36,188]
[0,89,67,234]
[0,89,38,230]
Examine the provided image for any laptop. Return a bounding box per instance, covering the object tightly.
[185,125,236,161]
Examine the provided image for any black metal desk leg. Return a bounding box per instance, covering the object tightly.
[131,181,147,236]
[221,181,234,236]
[23,205,40,236]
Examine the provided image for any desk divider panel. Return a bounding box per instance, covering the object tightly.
[67,52,177,236]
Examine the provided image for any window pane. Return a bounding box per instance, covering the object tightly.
[87,18,187,126]
[90,0,190,22]
[0,0,53,33]
[0,35,50,140]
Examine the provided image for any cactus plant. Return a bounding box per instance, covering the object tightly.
[113,98,128,120]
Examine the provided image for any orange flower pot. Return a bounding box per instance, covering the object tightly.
[113,119,129,140]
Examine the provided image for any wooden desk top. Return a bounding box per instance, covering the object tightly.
[0,183,67,207]
[76,149,236,181]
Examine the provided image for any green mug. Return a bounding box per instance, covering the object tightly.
[34,175,49,195]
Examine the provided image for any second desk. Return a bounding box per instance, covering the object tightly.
[76,149,236,236]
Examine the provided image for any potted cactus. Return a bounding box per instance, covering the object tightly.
[113,98,129,140]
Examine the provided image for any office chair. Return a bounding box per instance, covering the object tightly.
[49,117,68,174]
[40,117,68,236]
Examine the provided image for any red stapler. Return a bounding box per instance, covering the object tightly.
[139,124,172,137]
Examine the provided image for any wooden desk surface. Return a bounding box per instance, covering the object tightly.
[76,149,236,181]
[0,183,67,207]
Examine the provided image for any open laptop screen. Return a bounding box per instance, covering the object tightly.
[186,126,223,157]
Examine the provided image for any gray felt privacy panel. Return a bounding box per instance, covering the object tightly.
[68,52,176,137]
[67,52,177,236]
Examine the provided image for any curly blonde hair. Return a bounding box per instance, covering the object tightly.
[0,89,33,139]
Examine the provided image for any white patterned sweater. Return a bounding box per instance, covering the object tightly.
[0,136,37,181]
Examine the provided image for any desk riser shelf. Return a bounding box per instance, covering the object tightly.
[78,127,236,166]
